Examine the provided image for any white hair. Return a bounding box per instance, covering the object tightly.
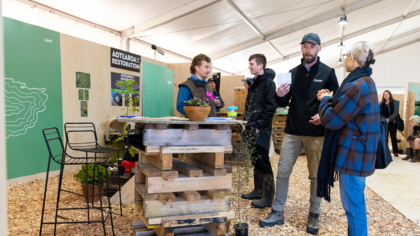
[348,41,375,67]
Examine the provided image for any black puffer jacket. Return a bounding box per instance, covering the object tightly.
[276,58,339,136]
[244,68,277,150]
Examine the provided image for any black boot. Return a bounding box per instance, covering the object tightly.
[306,212,320,235]
[410,149,419,163]
[251,174,274,208]
[402,148,414,160]
[241,170,263,200]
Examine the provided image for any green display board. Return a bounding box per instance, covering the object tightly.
[4,17,63,179]
[142,62,174,117]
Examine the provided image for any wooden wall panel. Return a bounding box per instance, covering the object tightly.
[60,34,168,159]
[168,63,191,117]
[220,76,245,113]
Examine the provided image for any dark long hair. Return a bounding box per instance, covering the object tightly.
[380,90,394,104]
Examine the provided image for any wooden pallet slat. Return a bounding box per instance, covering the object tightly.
[203,222,226,236]
[147,173,232,194]
[143,195,231,218]
[136,184,158,201]
[142,151,173,171]
[143,129,231,146]
[162,146,225,154]
[178,191,201,201]
[137,162,162,177]
[172,159,203,177]
[187,153,224,169]
[186,158,226,176]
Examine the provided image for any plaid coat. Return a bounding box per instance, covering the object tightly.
[319,76,380,177]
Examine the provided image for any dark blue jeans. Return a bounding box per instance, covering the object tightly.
[339,172,368,236]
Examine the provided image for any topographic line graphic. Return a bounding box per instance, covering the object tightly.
[4,78,48,138]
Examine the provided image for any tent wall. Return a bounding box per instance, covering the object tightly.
[4,17,171,185]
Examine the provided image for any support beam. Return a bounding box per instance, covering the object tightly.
[235,8,420,72]
[122,0,221,38]
[130,38,234,75]
[377,0,418,53]
[13,0,120,36]
[212,0,381,59]
[223,0,264,38]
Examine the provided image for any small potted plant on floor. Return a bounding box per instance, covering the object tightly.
[183,91,214,121]
[74,164,111,203]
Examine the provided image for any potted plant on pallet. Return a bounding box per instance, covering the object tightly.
[183,91,214,121]
[74,164,111,203]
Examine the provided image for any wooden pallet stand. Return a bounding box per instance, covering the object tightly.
[127,120,241,236]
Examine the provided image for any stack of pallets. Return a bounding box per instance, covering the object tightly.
[130,121,239,236]
[272,114,287,154]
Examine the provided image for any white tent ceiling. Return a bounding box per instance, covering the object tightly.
[10,0,420,81]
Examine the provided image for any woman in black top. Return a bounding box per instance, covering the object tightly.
[380,90,400,157]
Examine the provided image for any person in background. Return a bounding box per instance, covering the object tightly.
[403,115,420,162]
[176,54,216,117]
[242,77,254,89]
[259,33,338,235]
[208,78,225,115]
[380,90,400,157]
[317,41,379,236]
[241,54,277,211]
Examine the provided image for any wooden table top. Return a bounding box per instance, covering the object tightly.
[113,117,247,125]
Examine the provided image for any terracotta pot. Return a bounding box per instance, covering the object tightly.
[184,106,211,121]
[82,183,104,203]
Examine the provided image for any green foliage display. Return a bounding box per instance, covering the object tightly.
[73,164,111,185]
[415,101,420,115]
[117,79,139,116]
[81,101,88,117]
[76,72,91,88]
[84,90,89,100]
[78,89,83,100]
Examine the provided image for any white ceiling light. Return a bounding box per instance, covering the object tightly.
[338,41,345,48]
[338,15,349,25]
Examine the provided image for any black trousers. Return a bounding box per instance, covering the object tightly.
[388,121,399,154]
[251,145,273,175]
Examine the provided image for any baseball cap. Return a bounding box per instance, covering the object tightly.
[208,78,216,83]
[241,77,254,83]
[300,33,321,45]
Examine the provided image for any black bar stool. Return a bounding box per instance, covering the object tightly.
[39,127,114,236]
[64,122,123,216]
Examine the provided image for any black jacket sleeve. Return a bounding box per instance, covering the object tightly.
[255,81,277,130]
[328,69,339,93]
[219,93,225,109]
[275,91,291,107]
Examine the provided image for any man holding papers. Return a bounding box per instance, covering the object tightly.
[259,33,339,235]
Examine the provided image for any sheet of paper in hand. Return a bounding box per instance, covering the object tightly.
[277,73,292,86]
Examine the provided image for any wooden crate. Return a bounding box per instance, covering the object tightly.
[134,156,233,236]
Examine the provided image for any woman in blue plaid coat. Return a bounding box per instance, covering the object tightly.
[317,41,380,236]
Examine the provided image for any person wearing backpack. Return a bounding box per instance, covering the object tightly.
[380,90,400,157]
[317,41,380,236]
[403,115,420,162]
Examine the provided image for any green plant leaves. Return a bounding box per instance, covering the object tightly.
[73,164,111,185]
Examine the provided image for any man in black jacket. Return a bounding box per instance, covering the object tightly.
[208,78,225,114]
[241,54,277,209]
[259,33,339,235]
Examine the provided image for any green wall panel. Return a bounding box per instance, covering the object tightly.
[4,17,63,179]
[142,62,174,118]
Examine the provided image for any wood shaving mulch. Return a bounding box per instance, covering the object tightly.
[7,155,420,235]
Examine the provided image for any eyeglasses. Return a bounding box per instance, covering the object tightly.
[343,53,348,58]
